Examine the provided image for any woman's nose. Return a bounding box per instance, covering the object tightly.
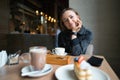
[68,18,73,23]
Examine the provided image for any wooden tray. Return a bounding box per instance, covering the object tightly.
[46,54,72,65]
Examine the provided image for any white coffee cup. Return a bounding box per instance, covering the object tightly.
[52,47,66,56]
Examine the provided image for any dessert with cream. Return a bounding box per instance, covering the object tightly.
[74,56,92,80]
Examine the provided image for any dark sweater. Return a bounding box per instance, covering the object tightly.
[58,26,93,56]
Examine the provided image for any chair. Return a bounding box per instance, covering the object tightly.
[85,44,94,55]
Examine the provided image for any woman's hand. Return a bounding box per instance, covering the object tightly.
[72,19,82,32]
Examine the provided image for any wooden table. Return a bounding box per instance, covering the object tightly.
[0,54,119,80]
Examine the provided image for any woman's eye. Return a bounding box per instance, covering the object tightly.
[70,16,73,19]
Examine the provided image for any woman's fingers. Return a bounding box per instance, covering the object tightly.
[75,21,79,27]
[74,19,82,32]
[72,19,82,32]
[76,19,81,26]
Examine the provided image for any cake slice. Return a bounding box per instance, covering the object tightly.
[74,56,92,80]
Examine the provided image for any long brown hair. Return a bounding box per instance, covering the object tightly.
[60,8,81,31]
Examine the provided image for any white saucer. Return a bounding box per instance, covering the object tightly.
[21,64,53,77]
[56,52,67,56]
[55,64,110,80]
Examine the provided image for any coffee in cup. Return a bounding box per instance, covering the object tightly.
[29,46,47,71]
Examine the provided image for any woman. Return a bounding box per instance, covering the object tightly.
[58,8,93,56]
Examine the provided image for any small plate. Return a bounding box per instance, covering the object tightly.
[55,64,110,80]
[21,64,53,77]
[56,52,67,56]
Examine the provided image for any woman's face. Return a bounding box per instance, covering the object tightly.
[62,10,82,30]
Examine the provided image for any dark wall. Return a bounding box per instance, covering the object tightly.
[0,0,10,50]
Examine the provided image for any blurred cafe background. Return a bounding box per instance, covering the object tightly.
[0,0,120,78]
[0,0,69,53]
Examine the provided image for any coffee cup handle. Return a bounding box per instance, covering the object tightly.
[52,49,55,54]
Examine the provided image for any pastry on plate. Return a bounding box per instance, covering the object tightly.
[74,56,92,80]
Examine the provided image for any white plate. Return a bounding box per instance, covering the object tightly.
[56,52,67,56]
[55,64,110,80]
[21,64,53,77]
